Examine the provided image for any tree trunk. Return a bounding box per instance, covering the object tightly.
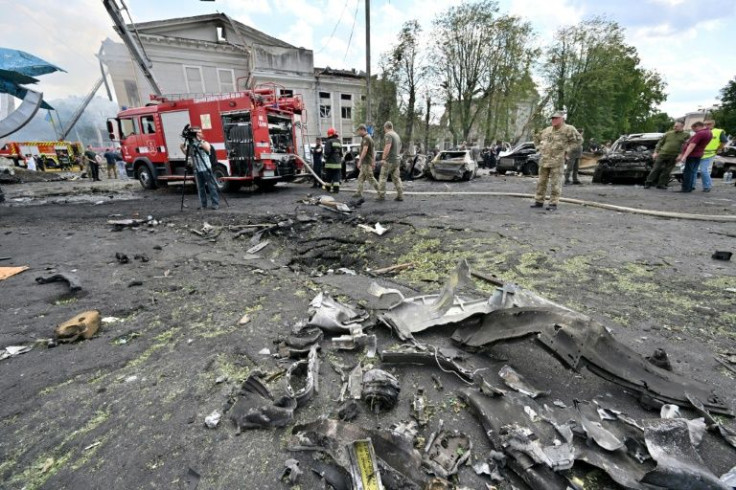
[424,95,431,153]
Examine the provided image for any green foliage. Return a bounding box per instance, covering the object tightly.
[542,18,667,142]
[711,77,736,136]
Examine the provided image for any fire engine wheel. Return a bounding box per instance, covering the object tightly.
[136,165,157,189]
[213,165,241,192]
[257,180,278,192]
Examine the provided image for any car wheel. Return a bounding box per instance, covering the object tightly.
[137,165,157,189]
[522,161,538,176]
[592,166,605,184]
[496,168,507,175]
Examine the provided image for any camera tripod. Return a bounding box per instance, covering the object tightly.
[180,137,229,211]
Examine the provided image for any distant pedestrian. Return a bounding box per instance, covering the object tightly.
[531,111,582,211]
[323,128,343,193]
[103,148,118,179]
[310,138,323,187]
[84,145,101,181]
[181,127,220,209]
[698,119,728,192]
[352,124,380,198]
[38,155,48,172]
[378,121,404,201]
[564,128,584,185]
[26,154,37,171]
[676,121,712,192]
[114,150,126,179]
[0,184,4,203]
[644,121,689,189]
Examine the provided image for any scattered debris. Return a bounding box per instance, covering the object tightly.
[281,458,303,485]
[245,241,270,255]
[423,421,472,478]
[372,262,414,275]
[127,280,143,287]
[347,439,383,490]
[308,292,368,333]
[54,310,101,343]
[358,222,391,236]
[412,389,429,426]
[285,345,320,407]
[108,216,156,231]
[237,314,250,325]
[711,251,732,261]
[229,374,297,430]
[498,365,550,398]
[301,194,352,213]
[332,332,377,357]
[362,369,400,413]
[35,272,82,292]
[115,252,129,264]
[134,254,149,263]
[0,265,29,281]
[338,400,360,422]
[647,348,673,371]
[380,346,476,384]
[1,345,33,361]
[204,410,221,429]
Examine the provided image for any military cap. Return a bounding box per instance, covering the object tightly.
[550,111,565,119]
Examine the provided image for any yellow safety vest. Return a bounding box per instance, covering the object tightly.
[703,128,724,158]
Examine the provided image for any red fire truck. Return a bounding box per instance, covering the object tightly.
[0,141,84,170]
[106,86,306,191]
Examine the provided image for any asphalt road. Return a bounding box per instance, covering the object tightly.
[1,171,735,489]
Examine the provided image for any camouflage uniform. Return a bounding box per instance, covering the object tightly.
[533,123,582,206]
[354,133,379,197]
[378,130,404,200]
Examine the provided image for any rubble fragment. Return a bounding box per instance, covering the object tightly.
[308,292,368,333]
[358,222,390,236]
[332,332,377,357]
[285,345,319,407]
[347,439,384,490]
[1,345,33,361]
[362,369,400,413]
[337,400,359,422]
[0,265,29,281]
[498,365,550,398]
[423,421,472,478]
[412,389,429,426]
[229,374,297,430]
[35,272,82,292]
[115,252,129,264]
[281,458,302,485]
[647,348,673,371]
[576,400,624,451]
[204,410,221,429]
[54,310,101,343]
[380,346,476,384]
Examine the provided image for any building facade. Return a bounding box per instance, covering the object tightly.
[99,13,366,156]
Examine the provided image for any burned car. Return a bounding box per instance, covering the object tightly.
[427,150,477,181]
[496,141,538,175]
[592,133,663,184]
[372,151,427,180]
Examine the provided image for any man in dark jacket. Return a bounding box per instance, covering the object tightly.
[310,137,323,188]
[323,128,343,193]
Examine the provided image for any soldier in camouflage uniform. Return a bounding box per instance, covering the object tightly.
[532,112,582,211]
[378,121,404,201]
[353,124,380,198]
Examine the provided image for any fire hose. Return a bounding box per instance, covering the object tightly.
[294,155,326,187]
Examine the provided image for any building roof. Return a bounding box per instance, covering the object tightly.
[127,13,297,49]
[315,67,365,79]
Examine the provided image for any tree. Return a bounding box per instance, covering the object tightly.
[712,77,736,136]
[635,111,673,133]
[387,20,427,150]
[542,18,666,142]
[432,1,537,144]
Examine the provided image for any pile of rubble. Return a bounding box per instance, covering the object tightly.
[204,259,736,489]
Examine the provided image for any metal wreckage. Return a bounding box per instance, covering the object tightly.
[211,259,735,489]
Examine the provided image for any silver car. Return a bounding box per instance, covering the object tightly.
[428,150,477,181]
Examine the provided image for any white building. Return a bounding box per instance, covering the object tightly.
[99,13,366,153]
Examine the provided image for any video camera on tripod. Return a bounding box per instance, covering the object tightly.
[181,123,200,141]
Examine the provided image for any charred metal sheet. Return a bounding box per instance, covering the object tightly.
[308,292,368,333]
[721,466,736,487]
[422,422,472,478]
[35,272,82,292]
[333,332,377,357]
[286,326,324,349]
[576,400,624,451]
[229,374,297,430]
[686,393,736,450]
[452,307,733,416]
[309,460,353,490]
[362,369,400,413]
[411,390,429,426]
[289,419,427,489]
[379,346,475,384]
[498,365,550,398]
[641,419,729,490]
[281,459,302,485]
[572,442,653,490]
[338,400,359,422]
[647,348,673,371]
[376,260,494,341]
[285,345,319,407]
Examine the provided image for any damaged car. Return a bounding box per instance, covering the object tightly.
[427,150,477,181]
[496,141,539,176]
[592,133,663,184]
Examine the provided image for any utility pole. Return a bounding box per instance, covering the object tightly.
[365,0,372,128]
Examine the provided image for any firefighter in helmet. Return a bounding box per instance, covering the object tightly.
[323,127,343,193]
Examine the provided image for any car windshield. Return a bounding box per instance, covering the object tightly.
[509,142,533,153]
[615,139,659,153]
[438,151,467,160]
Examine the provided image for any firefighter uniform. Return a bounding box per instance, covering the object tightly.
[323,134,343,193]
[533,115,582,208]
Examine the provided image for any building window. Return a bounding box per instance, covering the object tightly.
[217,68,235,93]
[184,65,205,94]
[319,91,330,99]
[342,138,352,145]
[361,95,366,101]
[320,104,331,118]
[341,107,352,119]
[341,94,352,101]
[280,89,293,97]
[141,115,156,134]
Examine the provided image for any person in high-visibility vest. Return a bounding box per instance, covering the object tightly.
[323,128,343,193]
[699,119,728,192]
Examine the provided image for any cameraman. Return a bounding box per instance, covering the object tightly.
[180,126,220,210]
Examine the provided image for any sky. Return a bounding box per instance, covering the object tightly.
[1,0,735,118]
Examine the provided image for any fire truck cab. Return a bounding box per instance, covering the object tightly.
[107,87,306,191]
